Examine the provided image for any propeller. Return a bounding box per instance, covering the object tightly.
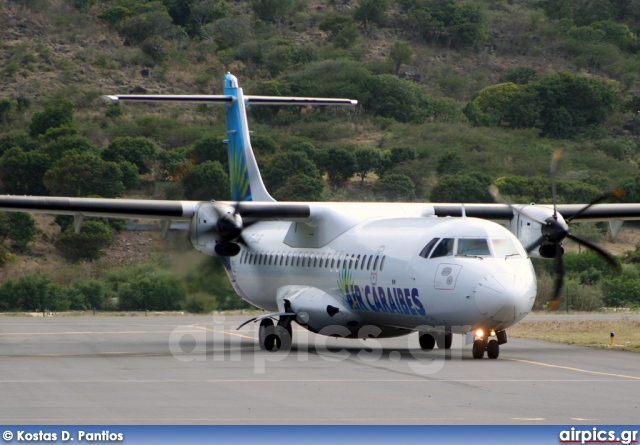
[492,150,622,310]
[212,202,256,257]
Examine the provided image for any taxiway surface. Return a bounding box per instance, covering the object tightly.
[0,315,638,424]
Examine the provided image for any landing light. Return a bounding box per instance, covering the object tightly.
[475,329,484,337]
[490,330,496,337]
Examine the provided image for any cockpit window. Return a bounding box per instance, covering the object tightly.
[430,238,454,258]
[492,238,521,257]
[457,238,491,256]
[419,238,440,258]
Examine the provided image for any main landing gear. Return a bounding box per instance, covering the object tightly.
[418,331,452,351]
[471,329,507,359]
[258,315,294,352]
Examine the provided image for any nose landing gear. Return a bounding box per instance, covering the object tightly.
[471,329,506,359]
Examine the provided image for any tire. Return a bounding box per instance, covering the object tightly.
[436,332,452,350]
[259,318,275,351]
[273,325,292,352]
[472,339,485,359]
[419,332,436,351]
[487,339,499,359]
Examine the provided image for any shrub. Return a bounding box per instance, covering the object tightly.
[181,160,230,201]
[102,137,156,174]
[29,100,75,137]
[54,220,113,262]
[263,152,321,192]
[117,271,186,311]
[0,212,36,250]
[373,173,416,201]
[44,153,125,198]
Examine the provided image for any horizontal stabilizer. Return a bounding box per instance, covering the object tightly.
[102,95,233,103]
[245,96,357,106]
[101,95,357,106]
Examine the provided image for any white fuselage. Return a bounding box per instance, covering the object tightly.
[226,210,537,336]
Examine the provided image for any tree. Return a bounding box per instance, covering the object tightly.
[532,71,618,138]
[263,152,321,192]
[0,148,51,195]
[388,41,413,74]
[251,0,297,25]
[436,152,463,176]
[464,82,540,128]
[66,279,113,310]
[353,0,389,31]
[429,174,492,203]
[315,147,357,187]
[181,160,230,200]
[55,220,113,262]
[373,173,416,201]
[367,74,433,123]
[355,147,383,184]
[102,137,156,175]
[44,153,125,198]
[29,100,75,137]
[0,212,36,250]
[272,174,324,201]
[118,9,174,45]
[377,146,417,177]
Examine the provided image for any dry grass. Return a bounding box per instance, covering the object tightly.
[509,319,640,352]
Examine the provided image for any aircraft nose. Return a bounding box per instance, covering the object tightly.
[474,273,534,323]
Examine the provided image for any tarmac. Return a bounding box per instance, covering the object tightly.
[0,314,638,424]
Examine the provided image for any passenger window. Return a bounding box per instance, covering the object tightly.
[458,238,491,256]
[430,238,454,258]
[420,238,440,259]
[380,256,386,271]
[373,255,379,270]
[313,255,318,267]
[360,255,367,270]
[367,256,373,270]
[492,238,520,257]
[269,254,273,265]
[348,255,353,269]
[331,256,335,269]
[280,254,284,266]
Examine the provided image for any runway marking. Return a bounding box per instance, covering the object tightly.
[572,418,598,421]
[221,330,256,340]
[504,358,640,381]
[0,417,465,422]
[511,418,545,421]
[0,379,636,383]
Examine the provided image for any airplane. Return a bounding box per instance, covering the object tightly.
[2,73,640,360]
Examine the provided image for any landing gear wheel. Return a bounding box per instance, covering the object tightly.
[419,332,436,351]
[273,325,292,352]
[472,339,485,359]
[259,318,275,351]
[436,332,452,350]
[487,339,500,359]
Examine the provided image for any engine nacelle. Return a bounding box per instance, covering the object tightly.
[509,204,567,259]
[189,202,238,256]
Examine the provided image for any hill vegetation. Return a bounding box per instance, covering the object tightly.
[1,0,640,311]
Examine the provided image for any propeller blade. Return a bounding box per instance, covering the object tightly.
[548,243,565,311]
[489,185,545,224]
[525,235,546,253]
[565,189,624,223]
[566,233,619,269]
[550,148,562,220]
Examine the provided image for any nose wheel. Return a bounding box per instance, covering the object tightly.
[471,330,505,359]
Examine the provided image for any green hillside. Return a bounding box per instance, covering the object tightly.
[0,0,640,312]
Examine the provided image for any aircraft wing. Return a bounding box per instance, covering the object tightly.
[0,196,311,222]
[431,203,640,222]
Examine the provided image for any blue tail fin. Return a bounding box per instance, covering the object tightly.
[222,73,274,202]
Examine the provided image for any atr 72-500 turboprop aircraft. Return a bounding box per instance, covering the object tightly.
[3,73,640,359]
